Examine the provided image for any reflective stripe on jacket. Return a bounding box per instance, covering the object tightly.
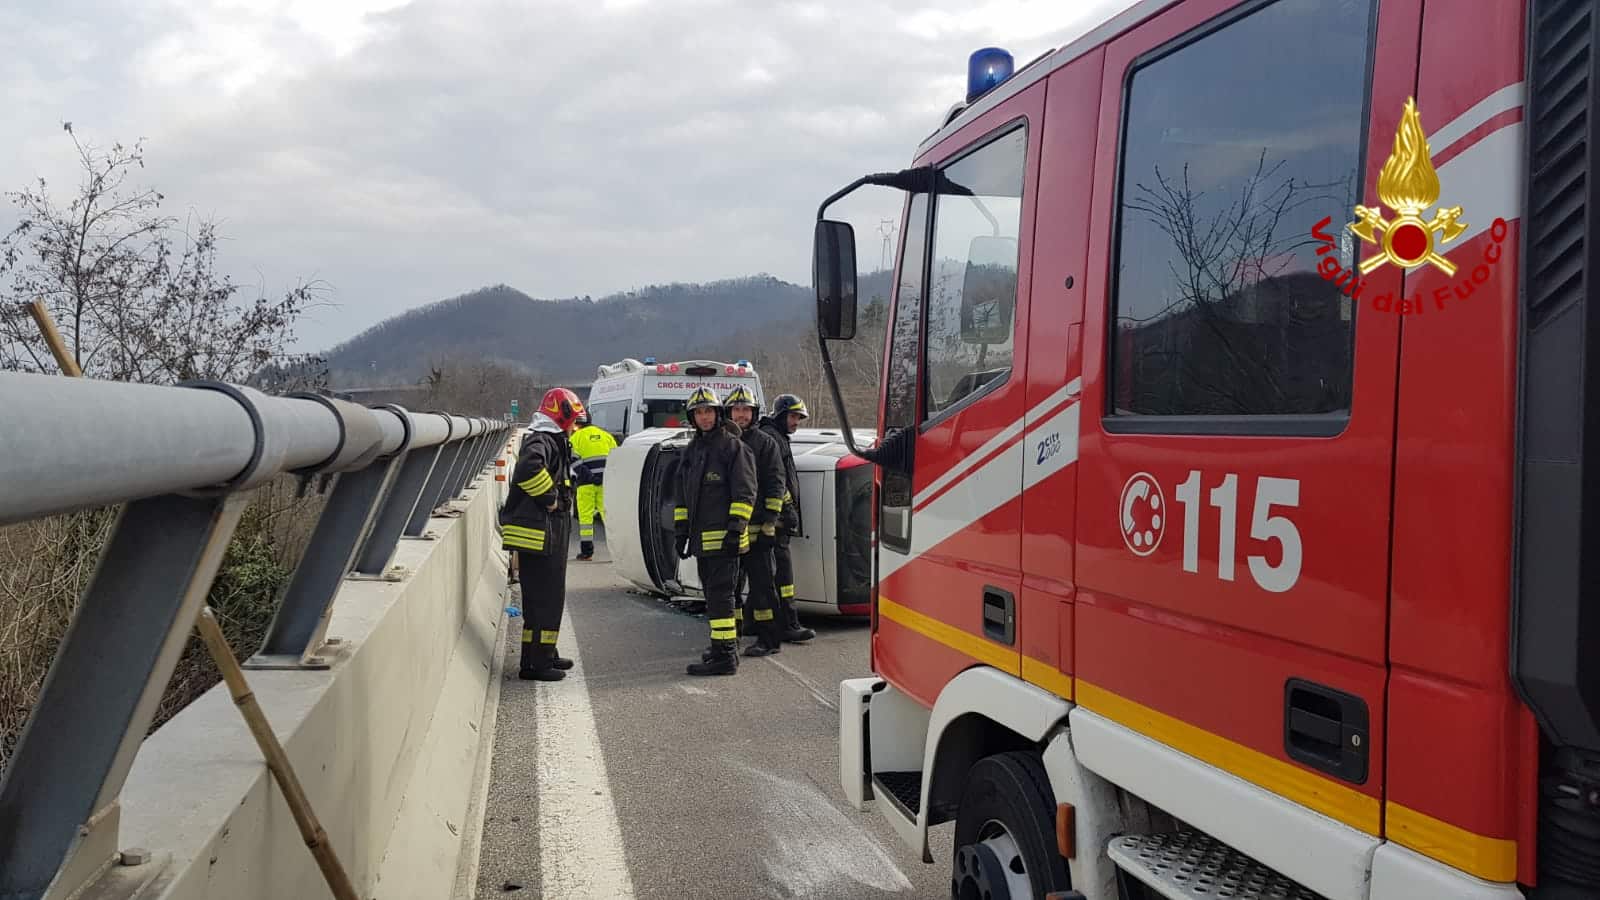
[672,421,758,557]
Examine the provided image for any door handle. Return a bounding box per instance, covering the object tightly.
[1284,679,1369,784]
[982,586,1015,646]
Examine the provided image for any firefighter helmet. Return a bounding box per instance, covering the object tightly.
[686,385,721,411]
[540,387,585,430]
[770,394,809,420]
[723,384,759,413]
[685,386,722,429]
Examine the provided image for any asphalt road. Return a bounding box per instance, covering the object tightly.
[473,530,953,900]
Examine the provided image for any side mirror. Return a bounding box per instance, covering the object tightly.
[814,219,858,341]
[960,235,1018,344]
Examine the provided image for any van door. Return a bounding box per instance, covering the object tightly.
[873,84,1044,706]
[1073,0,1410,843]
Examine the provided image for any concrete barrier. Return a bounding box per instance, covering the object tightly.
[115,455,511,899]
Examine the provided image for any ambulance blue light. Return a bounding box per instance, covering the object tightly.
[643,356,657,365]
[966,47,1014,103]
[737,359,750,367]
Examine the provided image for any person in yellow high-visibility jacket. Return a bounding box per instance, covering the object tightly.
[569,410,619,560]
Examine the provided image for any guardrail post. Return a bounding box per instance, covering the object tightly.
[403,416,467,534]
[447,429,490,500]
[250,402,409,666]
[350,444,444,575]
[417,421,478,521]
[0,493,250,900]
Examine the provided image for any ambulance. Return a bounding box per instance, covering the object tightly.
[812,1,1597,898]
[585,358,764,443]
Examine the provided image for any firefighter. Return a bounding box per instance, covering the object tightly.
[759,394,816,643]
[569,409,618,561]
[502,387,584,681]
[673,386,758,676]
[722,385,788,656]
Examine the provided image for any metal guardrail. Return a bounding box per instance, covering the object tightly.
[0,372,513,900]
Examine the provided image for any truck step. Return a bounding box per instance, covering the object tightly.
[872,770,923,817]
[1107,832,1325,900]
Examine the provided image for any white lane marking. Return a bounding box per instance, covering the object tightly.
[1428,82,1524,153]
[536,606,637,899]
[739,764,914,896]
[764,655,838,711]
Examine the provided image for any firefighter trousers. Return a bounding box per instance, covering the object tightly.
[576,484,604,542]
[517,517,571,673]
[698,555,740,649]
[740,543,781,646]
[773,538,799,630]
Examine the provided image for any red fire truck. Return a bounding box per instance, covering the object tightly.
[811,1,1598,898]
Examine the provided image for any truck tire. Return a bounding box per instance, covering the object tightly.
[952,751,1070,900]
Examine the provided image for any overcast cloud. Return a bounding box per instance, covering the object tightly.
[0,0,1128,350]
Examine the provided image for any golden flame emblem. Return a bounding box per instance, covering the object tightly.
[1351,98,1466,276]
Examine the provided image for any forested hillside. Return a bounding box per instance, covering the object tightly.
[331,275,830,382]
[326,271,895,427]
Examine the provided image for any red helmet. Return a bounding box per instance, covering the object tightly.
[540,387,585,430]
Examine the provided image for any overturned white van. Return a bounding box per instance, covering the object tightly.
[605,426,877,616]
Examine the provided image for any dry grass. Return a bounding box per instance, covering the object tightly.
[0,475,328,775]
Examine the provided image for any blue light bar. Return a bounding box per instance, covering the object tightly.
[737,359,750,367]
[967,47,1015,103]
[643,356,657,365]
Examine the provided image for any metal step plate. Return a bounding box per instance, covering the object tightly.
[873,770,923,816]
[1107,832,1326,900]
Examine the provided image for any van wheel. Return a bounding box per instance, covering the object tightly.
[951,751,1069,900]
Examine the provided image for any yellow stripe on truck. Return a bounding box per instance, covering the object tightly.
[1386,802,1517,883]
[1075,679,1382,836]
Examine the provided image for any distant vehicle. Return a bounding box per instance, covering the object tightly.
[585,358,764,443]
[605,425,877,615]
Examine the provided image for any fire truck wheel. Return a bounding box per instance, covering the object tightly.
[951,751,1070,900]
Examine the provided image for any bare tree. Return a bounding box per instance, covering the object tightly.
[1120,152,1355,414]
[419,355,546,419]
[0,126,327,385]
[0,127,332,773]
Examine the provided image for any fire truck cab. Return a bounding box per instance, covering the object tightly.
[814,1,1599,899]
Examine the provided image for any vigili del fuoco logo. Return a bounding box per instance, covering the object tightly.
[1310,97,1508,315]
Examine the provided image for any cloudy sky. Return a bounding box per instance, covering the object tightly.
[1,0,1128,350]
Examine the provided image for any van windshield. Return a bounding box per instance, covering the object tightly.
[644,399,688,429]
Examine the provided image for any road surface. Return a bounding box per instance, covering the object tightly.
[472,531,952,899]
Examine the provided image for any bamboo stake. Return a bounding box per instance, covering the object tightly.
[26,301,359,900]
[195,608,359,900]
[26,299,81,377]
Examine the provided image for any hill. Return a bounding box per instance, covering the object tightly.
[325,271,892,385]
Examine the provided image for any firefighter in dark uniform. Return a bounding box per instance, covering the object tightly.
[760,394,816,643]
[673,386,759,676]
[502,387,584,681]
[723,385,788,656]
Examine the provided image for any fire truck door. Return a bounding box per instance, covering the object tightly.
[872,86,1045,706]
[1070,0,1414,840]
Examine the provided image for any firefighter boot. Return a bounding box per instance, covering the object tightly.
[576,541,594,561]
[687,640,739,676]
[744,610,783,657]
[781,597,815,643]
